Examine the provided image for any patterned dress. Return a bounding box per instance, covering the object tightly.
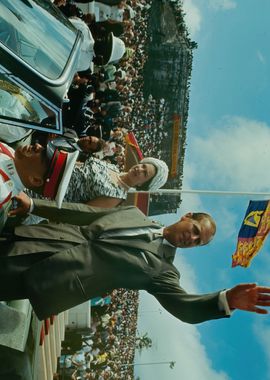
[24,157,128,225]
[64,156,127,203]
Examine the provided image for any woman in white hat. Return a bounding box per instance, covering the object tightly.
[63,155,169,208]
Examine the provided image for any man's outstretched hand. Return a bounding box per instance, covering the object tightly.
[226,283,270,314]
[8,192,32,217]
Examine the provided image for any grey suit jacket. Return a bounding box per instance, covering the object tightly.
[12,200,226,323]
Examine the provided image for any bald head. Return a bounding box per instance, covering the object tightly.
[191,212,216,244]
[163,212,216,248]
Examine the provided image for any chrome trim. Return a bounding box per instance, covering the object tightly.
[0,31,81,86]
[0,64,60,111]
[0,118,61,134]
[0,65,63,133]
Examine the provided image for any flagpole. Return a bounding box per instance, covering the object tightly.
[130,189,270,197]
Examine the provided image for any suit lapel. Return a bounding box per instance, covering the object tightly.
[162,244,176,262]
[90,208,177,257]
[89,207,160,235]
[101,234,176,261]
[100,235,161,255]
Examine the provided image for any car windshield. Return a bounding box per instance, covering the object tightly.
[0,0,78,80]
[0,73,58,128]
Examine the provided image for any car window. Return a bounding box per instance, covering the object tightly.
[0,0,77,80]
[0,72,59,130]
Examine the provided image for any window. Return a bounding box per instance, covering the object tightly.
[0,72,59,131]
[0,0,77,80]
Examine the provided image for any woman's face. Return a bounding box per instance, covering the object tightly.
[127,163,156,187]
[78,136,100,153]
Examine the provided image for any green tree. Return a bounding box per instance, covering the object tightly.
[169,361,176,369]
[135,332,152,353]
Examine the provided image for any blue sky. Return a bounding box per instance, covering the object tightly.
[135,1,270,379]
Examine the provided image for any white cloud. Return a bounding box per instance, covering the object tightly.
[208,0,237,11]
[181,116,270,245]
[181,0,236,37]
[177,255,200,291]
[182,0,202,37]
[253,321,270,380]
[136,258,231,380]
[186,116,270,192]
[216,205,239,240]
[180,192,204,216]
[257,50,266,64]
[252,249,270,284]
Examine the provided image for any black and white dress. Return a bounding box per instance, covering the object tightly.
[64,156,128,203]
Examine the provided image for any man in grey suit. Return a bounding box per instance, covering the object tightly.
[3,196,270,322]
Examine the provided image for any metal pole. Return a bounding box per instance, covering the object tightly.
[122,361,173,367]
[130,189,270,197]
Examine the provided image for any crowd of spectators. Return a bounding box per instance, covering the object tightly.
[52,0,179,180]
[56,289,139,380]
[0,0,193,378]
[50,0,172,171]
[0,0,191,378]
[48,1,161,379]
[49,1,186,379]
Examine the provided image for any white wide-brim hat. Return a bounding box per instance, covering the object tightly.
[140,157,169,191]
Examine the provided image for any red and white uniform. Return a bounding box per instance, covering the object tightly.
[0,142,24,231]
